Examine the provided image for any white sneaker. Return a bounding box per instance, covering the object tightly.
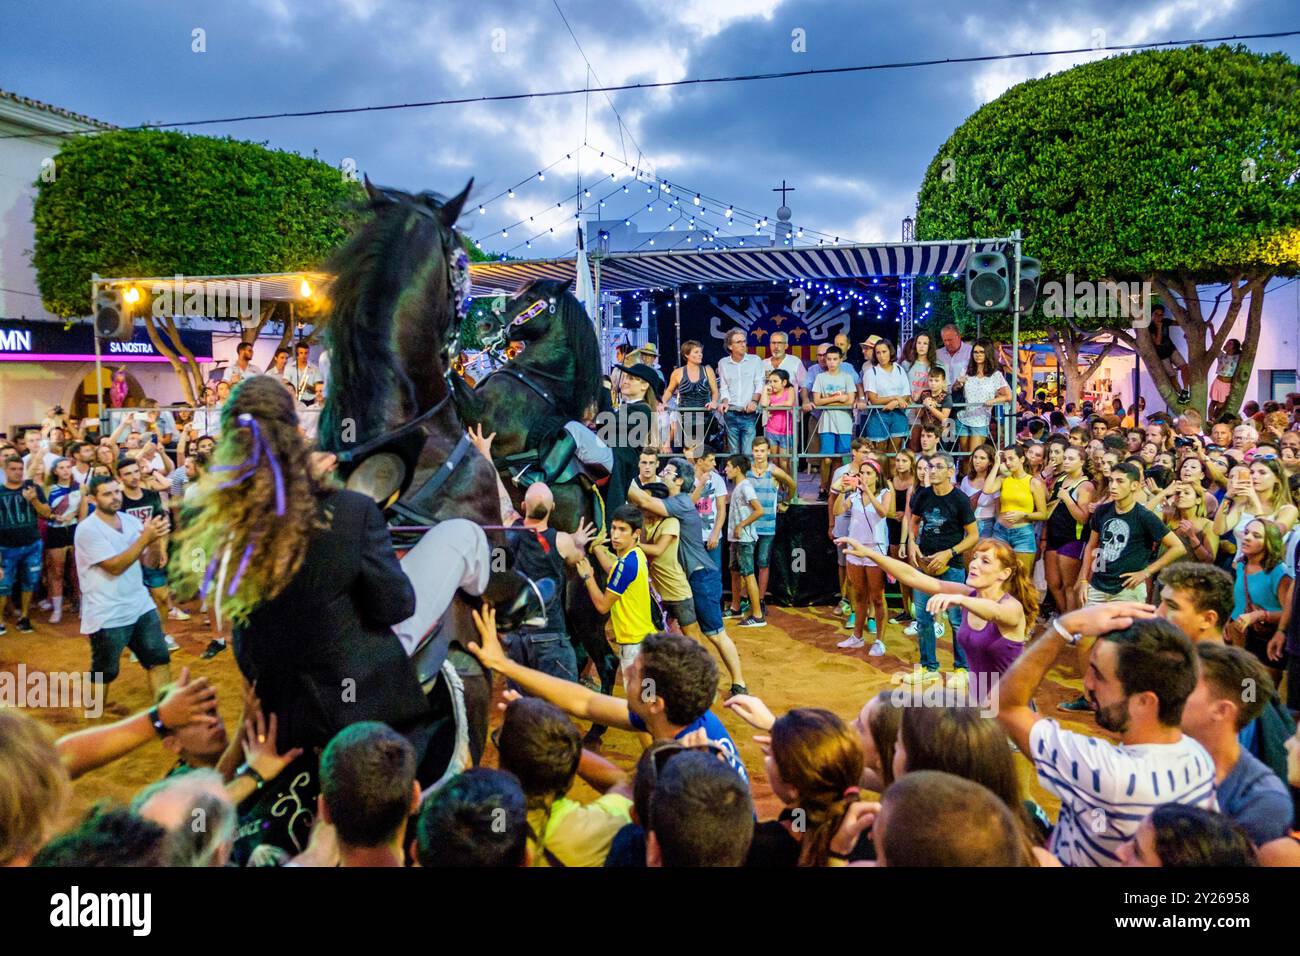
[164,634,180,651]
[837,635,866,649]
[869,639,886,656]
[168,607,192,621]
[38,599,52,611]
[903,621,919,636]
[50,609,62,625]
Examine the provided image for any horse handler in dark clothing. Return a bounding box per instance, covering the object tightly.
[502,482,599,682]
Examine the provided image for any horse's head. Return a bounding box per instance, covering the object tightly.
[319,177,483,508]
[496,278,574,346]
[484,277,602,421]
[320,177,474,454]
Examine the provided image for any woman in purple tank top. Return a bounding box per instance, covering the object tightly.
[835,537,1039,705]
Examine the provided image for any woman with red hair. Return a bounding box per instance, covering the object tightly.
[837,536,1038,703]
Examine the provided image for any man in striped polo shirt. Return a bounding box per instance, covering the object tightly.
[997,604,1216,866]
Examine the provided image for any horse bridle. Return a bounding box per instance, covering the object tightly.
[475,293,567,413]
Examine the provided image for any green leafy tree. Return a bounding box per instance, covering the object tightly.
[32,129,365,402]
[917,45,1300,416]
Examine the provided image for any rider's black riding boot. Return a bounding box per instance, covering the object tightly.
[460,570,555,633]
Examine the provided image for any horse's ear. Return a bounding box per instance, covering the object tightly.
[439,179,474,228]
[364,175,391,204]
[557,279,574,294]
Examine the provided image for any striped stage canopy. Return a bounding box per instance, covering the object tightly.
[468,239,1008,296]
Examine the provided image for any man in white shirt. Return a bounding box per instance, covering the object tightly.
[998,605,1216,866]
[936,324,973,388]
[762,330,806,391]
[223,341,263,382]
[716,328,765,456]
[67,440,95,486]
[284,342,320,401]
[191,386,222,438]
[75,475,173,703]
[20,428,63,475]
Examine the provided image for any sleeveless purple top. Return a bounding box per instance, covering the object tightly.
[956,594,1023,685]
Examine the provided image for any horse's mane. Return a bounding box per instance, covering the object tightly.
[512,278,603,420]
[319,195,452,451]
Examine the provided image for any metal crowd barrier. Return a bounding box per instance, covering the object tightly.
[657,396,1013,475]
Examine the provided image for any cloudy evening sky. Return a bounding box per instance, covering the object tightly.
[4,0,1298,257]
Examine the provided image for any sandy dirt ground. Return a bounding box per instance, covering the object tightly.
[4,590,1114,829]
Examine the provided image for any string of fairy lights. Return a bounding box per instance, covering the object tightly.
[470,142,855,258]
[618,275,941,328]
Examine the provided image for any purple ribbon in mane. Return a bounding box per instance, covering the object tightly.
[199,413,287,599]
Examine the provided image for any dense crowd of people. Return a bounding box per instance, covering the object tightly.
[4,323,1300,869]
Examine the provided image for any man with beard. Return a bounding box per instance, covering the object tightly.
[74,476,173,702]
[997,604,1216,866]
[501,482,598,683]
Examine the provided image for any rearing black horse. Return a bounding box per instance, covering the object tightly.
[318,178,504,773]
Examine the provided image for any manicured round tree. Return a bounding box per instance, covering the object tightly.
[917,45,1300,415]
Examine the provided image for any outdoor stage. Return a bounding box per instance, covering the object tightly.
[6,594,1109,823]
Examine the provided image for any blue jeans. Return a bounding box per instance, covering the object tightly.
[504,629,578,684]
[90,609,169,683]
[724,410,758,456]
[913,564,969,672]
[993,523,1037,554]
[704,539,723,574]
[690,566,725,636]
[0,539,43,596]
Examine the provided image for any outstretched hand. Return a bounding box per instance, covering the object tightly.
[1056,601,1157,638]
[834,536,876,561]
[156,667,219,730]
[468,603,509,672]
[722,694,777,732]
[467,424,496,462]
[571,517,598,552]
[242,710,304,782]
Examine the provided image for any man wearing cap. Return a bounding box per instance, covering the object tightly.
[605,362,666,529]
[717,328,766,456]
[627,341,660,371]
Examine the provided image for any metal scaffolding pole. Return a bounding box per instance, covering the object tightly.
[674,287,682,361]
[1009,230,1023,447]
[900,215,915,344]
